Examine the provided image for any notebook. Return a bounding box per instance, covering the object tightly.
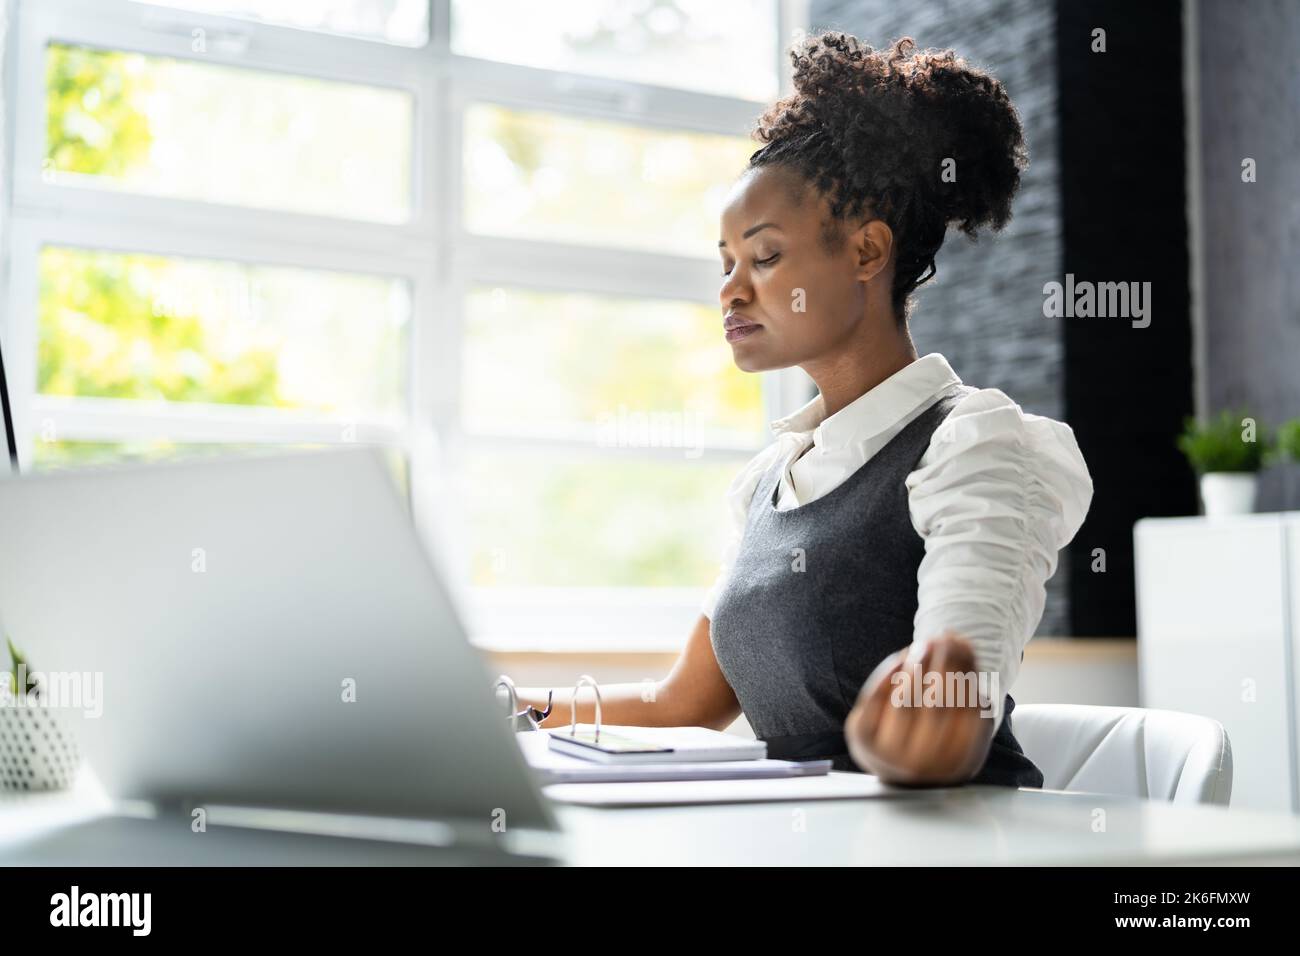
[547,724,767,764]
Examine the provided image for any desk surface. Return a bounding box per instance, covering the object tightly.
[555,788,1300,866]
[3,772,1299,866]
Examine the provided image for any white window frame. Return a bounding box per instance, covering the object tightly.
[1,0,814,652]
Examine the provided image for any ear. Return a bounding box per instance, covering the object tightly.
[852,218,894,285]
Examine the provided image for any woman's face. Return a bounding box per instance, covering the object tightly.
[717,165,884,373]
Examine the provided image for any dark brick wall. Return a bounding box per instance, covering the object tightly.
[1197,0,1300,511]
[808,0,1071,634]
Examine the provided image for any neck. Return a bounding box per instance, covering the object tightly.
[802,325,918,419]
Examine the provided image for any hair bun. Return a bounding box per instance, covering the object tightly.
[751,31,1028,319]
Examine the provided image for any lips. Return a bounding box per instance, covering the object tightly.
[724,312,762,342]
[725,324,761,342]
[723,312,759,331]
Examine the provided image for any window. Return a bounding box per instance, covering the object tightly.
[45,43,414,221]
[463,104,753,255]
[38,246,409,417]
[131,0,431,47]
[450,0,780,101]
[4,0,809,650]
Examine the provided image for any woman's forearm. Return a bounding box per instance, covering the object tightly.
[516,681,681,730]
[509,616,740,732]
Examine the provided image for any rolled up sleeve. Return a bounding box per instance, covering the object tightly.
[904,389,1093,731]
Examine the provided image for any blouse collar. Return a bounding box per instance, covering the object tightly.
[768,353,963,452]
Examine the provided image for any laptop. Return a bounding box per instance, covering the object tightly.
[0,331,17,473]
[0,445,562,864]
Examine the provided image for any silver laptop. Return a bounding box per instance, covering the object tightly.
[0,445,561,864]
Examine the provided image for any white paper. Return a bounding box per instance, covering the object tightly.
[543,771,890,807]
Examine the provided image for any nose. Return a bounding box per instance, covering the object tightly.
[719,263,751,313]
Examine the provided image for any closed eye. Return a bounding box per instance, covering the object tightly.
[720,253,780,277]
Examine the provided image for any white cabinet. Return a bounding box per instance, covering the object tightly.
[1134,512,1300,813]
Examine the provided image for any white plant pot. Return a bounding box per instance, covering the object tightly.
[0,701,81,791]
[1199,472,1257,517]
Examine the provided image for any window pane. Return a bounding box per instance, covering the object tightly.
[452,0,779,101]
[39,246,409,419]
[130,0,430,47]
[462,286,763,443]
[464,104,752,255]
[45,44,412,222]
[461,450,736,587]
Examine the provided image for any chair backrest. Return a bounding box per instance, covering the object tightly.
[1011,704,1233,805]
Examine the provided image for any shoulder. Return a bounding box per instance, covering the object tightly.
[926,386,1088,472]
[910,386,1094,532]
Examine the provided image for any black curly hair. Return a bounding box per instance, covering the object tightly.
[748,32,1028,323]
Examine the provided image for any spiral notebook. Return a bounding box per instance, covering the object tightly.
[548,723,767,764]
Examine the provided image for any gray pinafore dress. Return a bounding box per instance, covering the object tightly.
[709,387,1044,788]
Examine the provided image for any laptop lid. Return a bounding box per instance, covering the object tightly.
[0,445,558,834]
[0,334,17,473]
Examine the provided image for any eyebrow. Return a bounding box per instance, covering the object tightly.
[718,222,782,248]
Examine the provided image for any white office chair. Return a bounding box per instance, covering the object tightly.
[1011,704,1233,806]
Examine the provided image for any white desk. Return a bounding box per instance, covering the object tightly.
[556,789,1300,866]
[3,771,1299,865]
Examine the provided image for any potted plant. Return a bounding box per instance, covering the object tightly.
[0,637,81,791]
[1177,410,1271,517]
[1277,418,1300,510]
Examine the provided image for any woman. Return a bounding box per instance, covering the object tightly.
[520,32,1092,787]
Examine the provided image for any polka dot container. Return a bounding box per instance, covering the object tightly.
[0,703,81,791]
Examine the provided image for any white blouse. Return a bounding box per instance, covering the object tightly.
[702,352,1094,731]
